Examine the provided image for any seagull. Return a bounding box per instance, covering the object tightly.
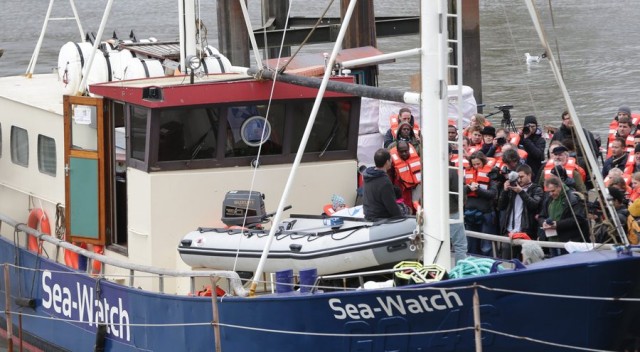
[525,52,541,63]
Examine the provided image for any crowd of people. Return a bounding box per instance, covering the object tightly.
[358,105,640,264]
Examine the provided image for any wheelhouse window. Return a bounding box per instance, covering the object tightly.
[37,135,56,176]
[10,126,28,167]
[126,97,360,172]
[130,106,148,162]
[225,104,284,157]
[157,107,219,162]
[291,101,351,153]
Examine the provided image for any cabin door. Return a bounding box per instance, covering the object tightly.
[63,96,110,245]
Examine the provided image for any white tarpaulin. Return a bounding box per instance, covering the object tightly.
[357,85,477,167]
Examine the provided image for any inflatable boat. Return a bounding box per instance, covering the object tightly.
[178,215,419,275]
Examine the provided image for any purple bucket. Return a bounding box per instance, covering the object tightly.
[275,269,294,293]
[299,268,317,293]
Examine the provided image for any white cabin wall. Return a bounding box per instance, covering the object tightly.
[123,160,356,294]
[0,96,65,258]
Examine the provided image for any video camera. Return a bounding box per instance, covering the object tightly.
[495,105,514,111]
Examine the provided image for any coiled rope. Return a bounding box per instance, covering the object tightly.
[449,257,503,279]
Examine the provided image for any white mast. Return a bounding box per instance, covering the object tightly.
[178,0,197,73]
[421,0,451,268]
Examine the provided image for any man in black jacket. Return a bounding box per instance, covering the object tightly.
[497,164,544,258]
[550,111,600,188]
[362,148,403,221]
[539,176,589,254]
[519,115,546,181]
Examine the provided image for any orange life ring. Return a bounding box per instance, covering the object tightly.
[91,245,103,274]
[27,208,91,271]
[27,209,51,254]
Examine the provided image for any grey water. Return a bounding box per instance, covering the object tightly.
[1,0,639,138]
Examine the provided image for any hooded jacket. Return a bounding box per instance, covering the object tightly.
[362,167,403,221]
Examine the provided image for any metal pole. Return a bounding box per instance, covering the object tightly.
[473,284,482,352]
[210,277,222,352]
[4,264,14,352]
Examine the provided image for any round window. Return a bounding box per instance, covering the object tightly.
[240,116,271,147]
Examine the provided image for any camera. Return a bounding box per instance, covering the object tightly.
[495,104,514,111]
[522,126,530,135]
[496,137,506,145]
[508,171,519,186]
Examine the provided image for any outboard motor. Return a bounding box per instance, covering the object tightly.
[221,191,266,227]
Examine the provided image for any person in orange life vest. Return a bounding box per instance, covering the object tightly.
[463,113,489,137]
[541,144,587,193]
[607,106,640,149]
[323,194,347,216]
[605,168,631,192]
[448,124,459,153]
[362,148,403,221]
[451,136,471,170]
[629,172,640,202]
[464,151,498,255]
[607,116,636,158]
[383,107,421,148]
[467,125,484,154]
[519,115,547,181]
[389,140,422,212]
[603,137,634,178]
[448,124,458,142]
[479,126,496,155]
[387,121,421,152]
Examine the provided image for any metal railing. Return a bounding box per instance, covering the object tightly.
[0,213,250,297]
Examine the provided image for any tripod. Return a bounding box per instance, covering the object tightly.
[485,105,517,133]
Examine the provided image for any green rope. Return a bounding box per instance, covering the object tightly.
[449,257,503,279]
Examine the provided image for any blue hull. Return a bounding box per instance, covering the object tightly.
[1,235,639,351]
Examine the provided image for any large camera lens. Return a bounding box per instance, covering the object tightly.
[522,126,530,135]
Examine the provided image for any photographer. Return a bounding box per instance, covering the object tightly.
[497,164,543,258]
[519,115,546,181]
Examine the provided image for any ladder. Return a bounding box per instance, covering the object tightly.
[26,0,85,77]
[447,0,465,227]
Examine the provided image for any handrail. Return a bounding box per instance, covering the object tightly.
[466,230,615,250]
[0,213,249,297]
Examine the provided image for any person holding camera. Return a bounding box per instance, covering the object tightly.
[538,176,590,255]
[519,115,546,181]
[497,164,543,258]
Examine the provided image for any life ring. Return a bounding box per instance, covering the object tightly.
[91,245,104,275]
[27,208,51,254]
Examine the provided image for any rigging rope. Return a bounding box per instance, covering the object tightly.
[278,0,336,73]
[232,0,294,272]
[546,0,564,78]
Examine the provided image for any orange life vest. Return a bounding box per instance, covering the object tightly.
[390,144,422,189]
[389,114,420,139]
[450,155,469,170]
[606,134,636,158]
[508,132,521,146]
[464,162,493,197]
[543,157,586,181]
[629,187,640,202]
